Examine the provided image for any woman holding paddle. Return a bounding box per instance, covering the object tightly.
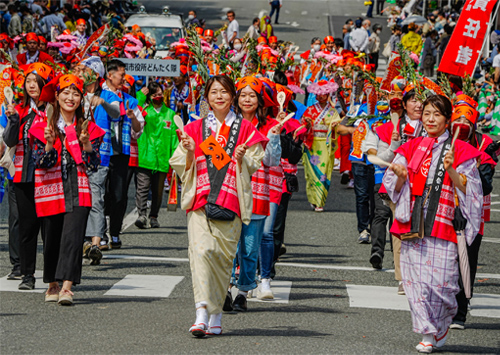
[170,75,267,337]
[383,95,483,353]
[30,74,104,305]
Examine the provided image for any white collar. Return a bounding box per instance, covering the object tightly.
[56,114,75,133]
[206,110,236,135]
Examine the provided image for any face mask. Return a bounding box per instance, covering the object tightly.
[452,122,472,141]
[188,15,194,20]
[313,44,321,51]
[234,44,242,50]
[152,96,163,105]
[376,30,381,34]
[389,97,403,111]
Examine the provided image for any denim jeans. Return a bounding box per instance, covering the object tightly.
[260,203,278,279]
[231,217,265,291]
[269,0,281,23]
[351,163,375,233]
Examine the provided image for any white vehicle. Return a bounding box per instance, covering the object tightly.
[124,6,186,58]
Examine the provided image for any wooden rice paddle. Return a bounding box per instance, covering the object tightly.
[451,126,460,149]
[174,114,184,132]
[390,112,399,133]
[478,137,486,151]
[190,114,202,120]
[4,87,14,105]
[82,119,89,131]
[46,104,54,126]
[279,112,295,126]
[367,154,392,168]
[277,91,286,113]
[243,131,255,146]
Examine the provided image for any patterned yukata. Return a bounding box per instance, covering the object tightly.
[302,103,339,208]
[383,131,483,337]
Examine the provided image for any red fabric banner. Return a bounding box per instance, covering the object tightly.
[77,24,110,61]
[438,0,497,77]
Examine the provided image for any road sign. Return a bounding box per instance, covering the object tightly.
[120,58,180,77]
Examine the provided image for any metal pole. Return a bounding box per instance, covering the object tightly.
[422,0,426,17]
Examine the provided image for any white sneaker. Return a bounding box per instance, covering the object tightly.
[257,279,274,300]
[347,179,355,189]
[247,289,253,299]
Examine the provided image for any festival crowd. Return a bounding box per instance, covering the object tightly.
[0,0,499,353]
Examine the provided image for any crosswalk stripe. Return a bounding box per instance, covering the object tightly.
[103,274,184,298]
[346,284,500,318]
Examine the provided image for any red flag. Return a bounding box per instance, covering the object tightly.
[438,0,497,77]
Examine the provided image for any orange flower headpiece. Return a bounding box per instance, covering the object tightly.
[452,104,478,125]
[39,74,84,103]
[23,63,53,81]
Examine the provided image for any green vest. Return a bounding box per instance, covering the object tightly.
[136,90,179,172]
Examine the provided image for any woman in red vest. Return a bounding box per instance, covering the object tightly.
[3,63,53,290]
[383,95,483,353]
[29,74,104,305]
[170,75,267,337]
[227,76,282,311]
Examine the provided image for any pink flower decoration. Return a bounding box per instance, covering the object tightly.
[123,34,143,48]
[56,34,78,42]
[289,84,305,95]
[307,80,339,95]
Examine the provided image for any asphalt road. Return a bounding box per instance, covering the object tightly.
[1,1,500,354]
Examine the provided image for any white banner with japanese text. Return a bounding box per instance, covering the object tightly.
[120,59,181,77]
[438,0,497,77]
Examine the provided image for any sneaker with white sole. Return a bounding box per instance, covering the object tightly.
[449,321,465,330]
[347,179,355,189]
[358,229,370,244]
[258,279,274,300]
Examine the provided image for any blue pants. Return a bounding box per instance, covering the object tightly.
[231,218,265,291]
[260,203,278,279]
[351,163,375,233]
[269,0,281,23]
[366,2,374,17]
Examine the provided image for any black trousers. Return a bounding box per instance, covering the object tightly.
[105,154,131,237]
[136,167,167,218]
[14,182,42,276]
[370,184,392,259]
[270,192,292,278]
[8,180,20,268]
[370,52,379,72]
[453,233,483,323]
[376,0,385,14]
[42,207,90,284]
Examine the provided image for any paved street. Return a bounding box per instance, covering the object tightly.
[1,1,500,354]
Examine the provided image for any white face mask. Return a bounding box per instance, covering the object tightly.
[376,30,381,34]
[188,14,194,20]
[313,44,321,51]
[234,44,242,50]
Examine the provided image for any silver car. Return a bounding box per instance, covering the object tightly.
[124,7,186,58]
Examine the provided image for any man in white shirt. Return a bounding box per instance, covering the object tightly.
[225,10,239,46]
[349,19,370,54]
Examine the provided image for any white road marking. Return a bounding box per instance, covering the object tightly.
[0,271,47,293]
[483,238,500,244]
[101,255,500,279]
[490,202,500,205]
[491,194,499,197]
[231,281,292,304]
[346,285,500,318]
[104,274,184,298]
[491,209,500,212]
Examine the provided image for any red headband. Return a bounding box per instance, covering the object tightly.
[76,19,86,26]
[324,36,334,44]
[269,36,278,43]
[204,29,214,37]
[25,63,53,81]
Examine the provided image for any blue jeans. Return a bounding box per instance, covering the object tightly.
[260,203,278,279]
[351,163,375,233]
[366,2,374,17]
[231,218,265,291]
[269,0,281,23]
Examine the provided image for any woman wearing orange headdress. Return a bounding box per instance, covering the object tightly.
[3,63,53,289]
[227,76,281,312]
[29,74,104,305]
[449,102,497,330]
[169,75,266,337]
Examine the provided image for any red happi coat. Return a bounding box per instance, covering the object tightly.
[184,117,267,218]
[250,117,283,215]
[12,104,45,183]
[473,134,496,234]
[29,120,105,217]
[390,137,481,243]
